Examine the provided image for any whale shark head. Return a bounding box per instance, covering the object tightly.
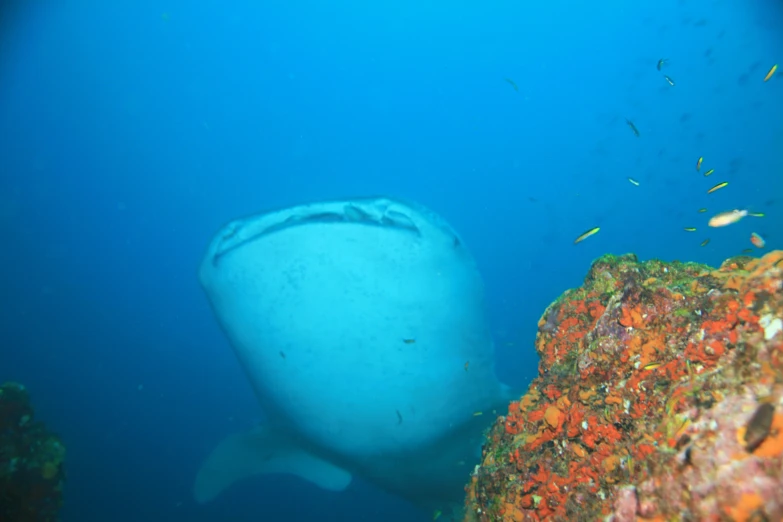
[195,197,511,511]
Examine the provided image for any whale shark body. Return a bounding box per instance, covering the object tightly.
[195,197,510,511]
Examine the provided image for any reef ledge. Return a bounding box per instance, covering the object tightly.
[465,251,783,522]
[0,382,65,522]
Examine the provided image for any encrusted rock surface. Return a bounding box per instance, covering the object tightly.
[464,251,783,522]
[0,382,65,522]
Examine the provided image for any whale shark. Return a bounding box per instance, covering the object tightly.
[194,196,511,512]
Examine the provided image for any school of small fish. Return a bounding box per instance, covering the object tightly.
[568,57,776,250]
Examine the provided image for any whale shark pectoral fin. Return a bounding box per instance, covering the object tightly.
[193,427,353,503]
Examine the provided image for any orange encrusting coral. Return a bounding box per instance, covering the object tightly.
[464,251,783,522]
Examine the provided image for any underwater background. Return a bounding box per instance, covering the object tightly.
[1,0,781,520]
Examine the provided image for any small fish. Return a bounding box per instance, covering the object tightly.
[696,157,703,171]
[700,238,710,247]
[402,338,416,344]
[748,212,765,218]
[708,209,747,227]
[628,177,640,186]
[279,351,286,359]
[396,410,403,425]
[744,403,775,452]
[574,227,600,244]
[504,78,519,91]
[764,64,777,82]
[656,58,668,71]
[664,75,675,86]
[703,168,714,177]
[698,208,707,213]
[433,510,443,521]
[707,181,728,194]
[643,362,663,370]
[464,361,470,371]
[625,119,640,137]
[742,248,754,254]
[684,227,697,232]
[750,232,766,248]
[473,411,483,416]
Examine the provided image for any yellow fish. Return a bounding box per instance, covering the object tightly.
[764,64,777,82]
[698,208,707,213]
[504,78,519,91]
[643,362,663,370]
[684,227,697,232]
[574,227,600,244]
[700,238,710,247]
[664,75,675,86]
[707,181,728,194]
[696,157,703,171]
[703,168,714,177]
[628,177,640,186]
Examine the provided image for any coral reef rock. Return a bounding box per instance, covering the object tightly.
[0,382,65,522]
[464,251,783,522]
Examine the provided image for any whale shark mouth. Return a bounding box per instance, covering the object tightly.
[207,198,456,268]
[195,196,506,509]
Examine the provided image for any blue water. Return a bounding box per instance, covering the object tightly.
[1,0,781,520]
